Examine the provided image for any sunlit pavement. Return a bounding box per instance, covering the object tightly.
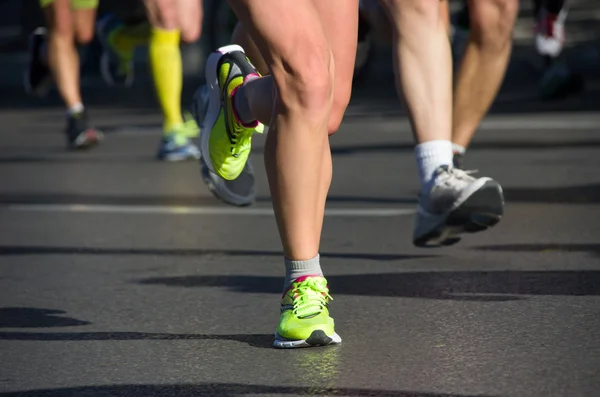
[1,8,600,396]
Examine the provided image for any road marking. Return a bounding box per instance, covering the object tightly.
[478,117,600,131]
[343,112,600,131]
[4,204,415,217]
[88,112,600,136]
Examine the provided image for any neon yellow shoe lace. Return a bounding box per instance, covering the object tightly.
[289,277,332,319]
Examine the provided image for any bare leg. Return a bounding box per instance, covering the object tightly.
[451,0,518,149]
[440,0,451,34]
[227,0,356,259]
[44,0,86,108]
[381,0,504,248]
[43,0,101,149]
[231,22,269,75]
[204,0,357,348]
[381,0,452,145]
[312,0,358,240]
[177,0,203,43]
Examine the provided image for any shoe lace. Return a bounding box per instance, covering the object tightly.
[230,132,252,156]
[436,167,478,192]
[225,88,253,155]
[290,277,332,318]
[452,167,478,178]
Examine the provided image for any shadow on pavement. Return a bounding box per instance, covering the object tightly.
[325,139,600,156]
[0,246,433,262]
[0,192,418,206]
[135,269,600,301]
[1,182,598,205]
[474,243,600,256]
[503,183,600,204]
[0,308,91,328]
[0,383,497,397]
[3,137,599,161]
[0,331,273,348]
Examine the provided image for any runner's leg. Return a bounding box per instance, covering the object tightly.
[451,0,519,152]
[381,0,504,247]
[43,0,84,109]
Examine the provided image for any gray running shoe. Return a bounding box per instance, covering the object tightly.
[413,165,504,247]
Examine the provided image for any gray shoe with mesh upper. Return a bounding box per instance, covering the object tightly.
[413,165,504,247]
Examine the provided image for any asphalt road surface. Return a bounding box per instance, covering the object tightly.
[1,14,600,397]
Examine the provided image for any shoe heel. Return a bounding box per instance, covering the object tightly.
[200,45,246,173]
[447,181,504,231]
[216,44,244,55]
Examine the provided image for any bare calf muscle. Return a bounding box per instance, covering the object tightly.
[200,0,357,348]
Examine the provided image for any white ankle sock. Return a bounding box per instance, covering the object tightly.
[452,143,466,155]
[67,103,84,115]
[415,140,453,190]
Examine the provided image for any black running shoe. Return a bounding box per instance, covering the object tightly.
[24,27,52,97]
[66,110,104,150]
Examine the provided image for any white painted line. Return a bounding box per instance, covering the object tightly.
[478,118,600,131]
[4,204,415,217]
[100,113,600,136]
[344,112,600,131]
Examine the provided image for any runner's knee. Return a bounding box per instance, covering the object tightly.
[271,44,334,128]
[74,26,94,45]
[46,9,75,42]
[180,25,201,43]
[328,83,352,136]
[382,0,441,32]
[145,0,178,30]
[469,0,518,51]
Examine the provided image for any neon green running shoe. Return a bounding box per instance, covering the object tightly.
[97,14,134,87]
[181,112,200,138]
[274,275,342,349]
[201,44,262,181]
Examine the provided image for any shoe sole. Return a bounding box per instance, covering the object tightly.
[23,69,52,98]
[200,44,245,176]
[96,17,134,88]
[69,129,104,151]
[273,330,342,349]
[200,156,256,207]
[24,29,52,98]
[158,144,201,162]
[95,17,114,86]
[191,85,209,129]
[414,180,504,247]
[159,151,201,162]
[100,52,134,88]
